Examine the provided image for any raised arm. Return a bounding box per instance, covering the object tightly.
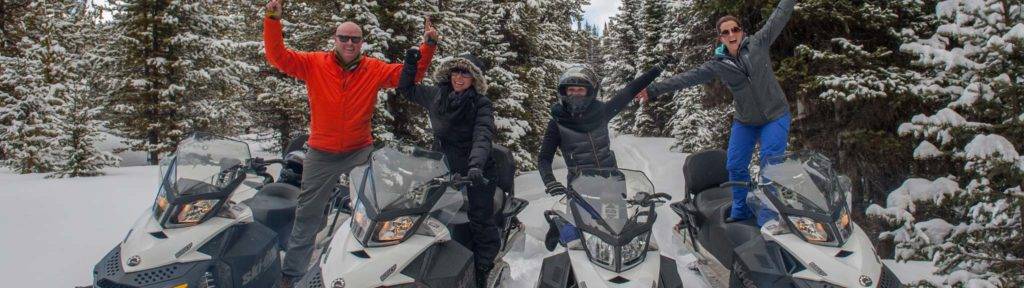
[380,42,436,88]
[645,62,716,101]
[263,17,316,80]
[605,66,664,119]
[750,0,796,47]
[398,49,441,108]
[537,119,561,186]
[467,98,496,170]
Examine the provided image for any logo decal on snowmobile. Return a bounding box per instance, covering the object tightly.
[380,264,397,281]
[127,255,141,267]
[332,278,346,288]
[174,242,193,258]
[242,248,277,286]
[859,275,873,287]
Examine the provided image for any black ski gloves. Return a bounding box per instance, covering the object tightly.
[467,167,485,185]
[545,181,567,196]
[404,48,420,64]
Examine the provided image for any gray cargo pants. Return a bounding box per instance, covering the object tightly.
[282,146,372,277]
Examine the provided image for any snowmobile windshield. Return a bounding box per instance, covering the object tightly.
[761,152,845,215]
[354,146,450,214]
[348,146,464,247]
[568,169,655,236]
[153,133,250,228]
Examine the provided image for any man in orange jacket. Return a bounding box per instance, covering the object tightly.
[262,0,437,286]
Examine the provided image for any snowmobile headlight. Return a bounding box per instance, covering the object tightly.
[836,209,852,242]
[351,200,372,241]
[173,199,219,224]
[789,216,829,243]
[582,231,614,268]
[374,215,419,242]
[620,232,650,269]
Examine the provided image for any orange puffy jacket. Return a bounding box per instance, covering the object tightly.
[264,18,436,153]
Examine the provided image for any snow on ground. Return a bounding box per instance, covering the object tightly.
[0,165,159,288]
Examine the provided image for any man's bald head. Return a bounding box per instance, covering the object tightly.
[334,21,364,63]
[336,22,362,37]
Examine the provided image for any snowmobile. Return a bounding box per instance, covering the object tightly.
[90,132,349,288]
[669,150,902,288]
[536,168,686,288]
[293,144,529,288]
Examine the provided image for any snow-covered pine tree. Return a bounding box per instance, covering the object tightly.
[602,0,644,134]
[372,0,438,148]
[100,0,252,164]
[628,0,675,137]
[51,82,120,178]
[50,2,119,177]
[659,0,733,153]
[163,1,256,135]
[0,1,81,173]
[772,0,936,213]
[867,0,1023,286]
[475,0,544,169]
[233,0,310,153]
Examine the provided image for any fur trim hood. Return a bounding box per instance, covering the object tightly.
[433,54,489,94]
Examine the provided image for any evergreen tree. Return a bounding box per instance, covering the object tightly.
[867,0,1023,285]
[100,0,252,164]
[627,0,673,136]
[50,2,119,177]
[602,0,644,134]
[0,1,82,173]
[660,0,733,152]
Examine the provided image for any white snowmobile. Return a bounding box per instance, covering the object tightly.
[294,144,529,288]
[669,150,902,287]
[536,168,686,288]
[91,132,348,288]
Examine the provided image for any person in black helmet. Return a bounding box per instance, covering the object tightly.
[537,63,666,196]
[536,63,666,249]
[398,48,499,287]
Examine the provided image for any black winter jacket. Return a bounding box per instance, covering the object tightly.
[398,53,495,174]
[537,67,663,185]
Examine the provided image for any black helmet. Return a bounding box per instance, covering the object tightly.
[557,65,600,113]
[280,150,306,186]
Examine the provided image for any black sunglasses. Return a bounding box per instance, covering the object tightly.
[720,26,743,36]
[450,69,474,78]
[335,35,363,44]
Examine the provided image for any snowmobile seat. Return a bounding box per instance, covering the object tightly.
[683,149,729,196]
[699,201,761,268]
[694,186,732,223]
[244,183,299,248]
[490,144,517,219]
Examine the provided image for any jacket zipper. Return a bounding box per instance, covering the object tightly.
[588,132,601,169]
[743,53,770,122]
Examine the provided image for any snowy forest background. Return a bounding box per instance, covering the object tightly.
[0,0,1020,286]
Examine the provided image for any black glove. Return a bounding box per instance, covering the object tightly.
[467,167,485,185]
[404,48,421,64]
[658,54,678,69]
[545,181,567,196]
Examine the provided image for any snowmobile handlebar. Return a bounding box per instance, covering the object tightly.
[247,157,287,184]
[720,181,754,189]
[627,192,672,207]
[445,173,490,188]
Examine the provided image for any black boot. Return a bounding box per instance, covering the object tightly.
[475,266,493,288]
